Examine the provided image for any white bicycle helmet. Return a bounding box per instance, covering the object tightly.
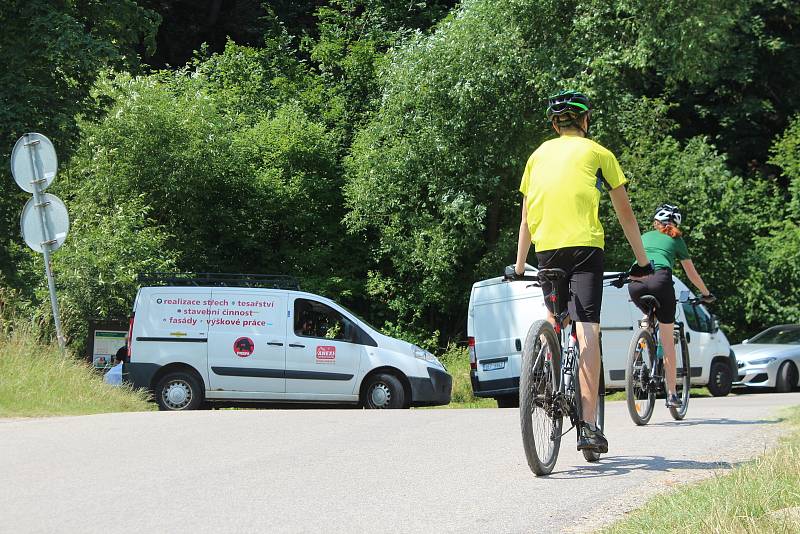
[654,203,682,226]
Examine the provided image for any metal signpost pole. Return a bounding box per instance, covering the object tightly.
[24,134,66,351]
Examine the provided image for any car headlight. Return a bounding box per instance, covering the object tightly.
[748,357,777,366]
[413,346,445,369]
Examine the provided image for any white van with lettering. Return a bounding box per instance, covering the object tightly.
[467,268,736,406]
[125,274,451,410]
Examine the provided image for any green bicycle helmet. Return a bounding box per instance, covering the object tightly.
[546,90,592,121]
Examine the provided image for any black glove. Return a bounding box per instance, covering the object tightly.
[701,293,716,304]
[629,261,654,278]
[504,265,523,281]
[610,275,627,288]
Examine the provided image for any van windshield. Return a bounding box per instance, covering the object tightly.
[335,303,381,333]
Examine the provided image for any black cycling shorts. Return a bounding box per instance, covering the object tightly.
[535,246,604,324]
[628,268,676,324]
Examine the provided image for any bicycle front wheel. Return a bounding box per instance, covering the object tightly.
[670,332,691,420]
[519,319,562,476]
[626,328,656,426]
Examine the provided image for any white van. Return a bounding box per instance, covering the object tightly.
[467,268,736,406]
[126,274,451,410]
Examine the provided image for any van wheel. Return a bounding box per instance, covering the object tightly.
[496,395,519,408]
[775,361,798,393]
[707,361,732,397]
[363,373,405,409]
[155,371,203,411]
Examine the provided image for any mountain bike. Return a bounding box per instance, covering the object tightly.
[513,268,626,476]
[625,291,705,425]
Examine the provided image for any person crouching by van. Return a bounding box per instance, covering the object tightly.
[627,204,716,408]
[103,347,127,386]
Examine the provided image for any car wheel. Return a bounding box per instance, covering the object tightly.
[707,360,732,397]
[155,371,203,411]
[496,395,519,408]
[363,373,406,409]
[775,361,798,393]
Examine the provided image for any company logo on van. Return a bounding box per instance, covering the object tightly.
[234,337,255,357]
[316,345,336,363]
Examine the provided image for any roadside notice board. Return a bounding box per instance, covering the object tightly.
[87,319,128,369]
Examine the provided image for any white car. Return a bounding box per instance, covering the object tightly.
[467,267,736,406]
[733,324,800,393]
[125,274,451,410]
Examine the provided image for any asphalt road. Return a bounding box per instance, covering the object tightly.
[1,392,798,533]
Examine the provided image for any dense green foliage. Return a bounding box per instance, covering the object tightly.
[2,0,799,351]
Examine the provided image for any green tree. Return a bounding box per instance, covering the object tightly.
[344,0,787,340]
[742,116,800,329]
[51,54,368,343]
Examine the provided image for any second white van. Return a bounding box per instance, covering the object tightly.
[125,274,452,410]
[467,267,736,406]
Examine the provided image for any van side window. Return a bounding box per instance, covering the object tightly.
[294,299,355,342]
[682,302,713,333]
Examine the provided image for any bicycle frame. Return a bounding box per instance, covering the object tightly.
[639,302,696,393]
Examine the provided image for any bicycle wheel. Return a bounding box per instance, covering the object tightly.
[669,332,691,420]
[625,328,656,426]
[519,319,562,476]
[582,363,605,463]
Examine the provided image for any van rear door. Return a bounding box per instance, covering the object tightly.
[207,290,287,393]
[600,282,638,387]
[472,279,547,392]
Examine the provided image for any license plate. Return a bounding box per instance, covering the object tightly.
[483,361,505,371]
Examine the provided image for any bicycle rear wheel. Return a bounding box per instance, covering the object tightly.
[625,328,656,426]
[519,319,562,476]
[670,332,691,420]
[582,362,605,463]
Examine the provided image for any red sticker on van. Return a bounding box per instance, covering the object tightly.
[316,345,336,363]
[234,337,255,357]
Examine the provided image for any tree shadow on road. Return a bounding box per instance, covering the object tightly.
[647,417,783,427]
[548,455,739,479]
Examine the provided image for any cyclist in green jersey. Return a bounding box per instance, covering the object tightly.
[628,204,715,407]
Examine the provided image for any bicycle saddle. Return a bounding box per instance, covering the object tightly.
[537,268,567,282]
[639,295,661,310]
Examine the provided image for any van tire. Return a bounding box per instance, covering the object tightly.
[363,373,405,409]
[707,360,732,397]
[775,361,798,393]
[155,371,203,411]
[496,395,519,408]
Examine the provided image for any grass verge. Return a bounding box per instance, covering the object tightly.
[0,329,153,417]
[602,405,800,533]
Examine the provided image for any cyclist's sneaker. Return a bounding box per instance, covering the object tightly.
[666,393,682,408]
[577,422,608,453]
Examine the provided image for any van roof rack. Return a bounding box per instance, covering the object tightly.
[137,272,300,290]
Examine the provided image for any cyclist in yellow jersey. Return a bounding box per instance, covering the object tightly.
[512,90,653,453]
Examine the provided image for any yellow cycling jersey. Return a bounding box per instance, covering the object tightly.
[519,135,627,252]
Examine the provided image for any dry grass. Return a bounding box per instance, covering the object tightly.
[603,406,800,533]
[0,329,153,417]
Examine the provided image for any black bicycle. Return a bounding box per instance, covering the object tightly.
[625,291,704,425]
[511,268,625,476]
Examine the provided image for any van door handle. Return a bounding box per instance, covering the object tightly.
[267,342,284,347]
[685,332,691,344]
[289,343,305,348]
